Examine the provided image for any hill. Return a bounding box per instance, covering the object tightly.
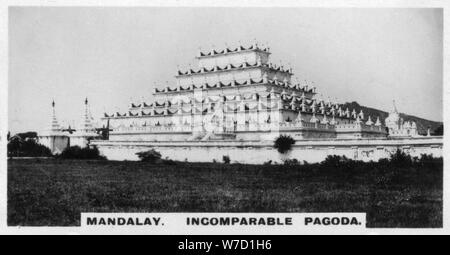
[341,101,442,135]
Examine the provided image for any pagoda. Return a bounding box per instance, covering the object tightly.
[37,101,70,154]
[102,41,387,142]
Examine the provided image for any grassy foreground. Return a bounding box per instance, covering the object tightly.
[8,158,442,227]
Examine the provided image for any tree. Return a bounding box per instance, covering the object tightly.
[7,137,51,158]
[136,149,162,163]
[274,135,296,154]
[16,132,38,140]
[58,146,106,160]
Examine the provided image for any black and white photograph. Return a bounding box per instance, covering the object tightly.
[1,0,448,235]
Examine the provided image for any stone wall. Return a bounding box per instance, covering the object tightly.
[38,135,69,154]
[91,137,443,164]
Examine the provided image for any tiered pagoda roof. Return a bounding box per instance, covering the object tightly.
[153,77,314,95]
[196,43,270,58]
[103,41,382,126]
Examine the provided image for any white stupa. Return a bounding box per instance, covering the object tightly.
[69,98,101,148]
[37,101,70,154]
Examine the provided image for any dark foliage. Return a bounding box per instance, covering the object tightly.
[7,138,52,158]
[274,135,296,154]
[136,149,162,163]
[263,160,272,165]
[283,158,300,165]
[7,153,442,227]
[16,132,38,140]
[321,155,354,168]
[389,149,413,167]
[223,155,231,164]
[58,146,106,160]
[433,124,443,136]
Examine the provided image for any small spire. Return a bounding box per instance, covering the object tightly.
[374,116,381,126]
[253,38,258,48]
[366,116,373,125]
[359,109,364,120]
[310,112,318,123]
[262,72,268,83]
[85,97,88,105]
[321,114,329,124]
[52,100,55,108]
[392,99,398,113]
[295,111,303,123]
[256,56,262,66]
[269,87,276,96]
[330,115,336,125]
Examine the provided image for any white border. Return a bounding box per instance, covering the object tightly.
[0,0,448,235]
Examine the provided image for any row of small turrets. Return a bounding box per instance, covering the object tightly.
[48,98,95,135]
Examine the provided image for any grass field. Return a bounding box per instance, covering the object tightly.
[8,158,442,227]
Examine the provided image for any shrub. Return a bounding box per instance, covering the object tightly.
[136,149,162,163]
[162,159,177,165]
[59,146,106,160]
[321,155,352,168]
[263,160,272,165]
[223,155,231,164]
[416,154,442,169]
[433,124,443,136]
[284,158,300,165]
[274,135,295,154]
[389,149,413,167]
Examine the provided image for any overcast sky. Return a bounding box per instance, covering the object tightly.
[8,7,443,134]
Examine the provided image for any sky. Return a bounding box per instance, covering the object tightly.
[8,7,443,134]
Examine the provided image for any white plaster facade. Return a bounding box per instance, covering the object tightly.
[103,43,387,144]
[89,42,442,163]
[37,101,70,154]
[38,99,101,153]
[91,137,443,164]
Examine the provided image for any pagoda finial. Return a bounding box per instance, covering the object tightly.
[392,99,398,113]
[85,97,88,105]
[49,99,61,132]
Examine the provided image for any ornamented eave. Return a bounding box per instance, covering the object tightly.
[196,45,270,58]
[103,101,368,121]
[176,62,293,77]
[153,79,315,96]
